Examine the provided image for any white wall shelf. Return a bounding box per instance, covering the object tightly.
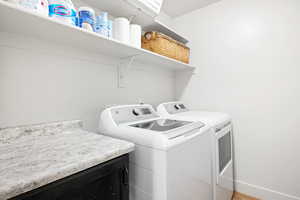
[144,20,189,44]
[79,0,189,44]
[0,1,194,71]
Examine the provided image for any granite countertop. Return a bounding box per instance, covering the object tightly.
[0,120,134,200]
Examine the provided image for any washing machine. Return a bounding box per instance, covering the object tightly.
[157,102,234,200]
[99,104,213,200]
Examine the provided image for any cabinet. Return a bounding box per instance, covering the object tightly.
[11,154,129,200]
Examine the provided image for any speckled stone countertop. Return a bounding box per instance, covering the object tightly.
[0,120,134,200]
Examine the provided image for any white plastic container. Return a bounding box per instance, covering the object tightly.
[107,20,113,39]
[48,0,77,26]
[78,7,95,32]
[3,0,18,4]
[17,0,49,16]
[130,24,141,48]
[113,17,130,44]
[95,12,108,36]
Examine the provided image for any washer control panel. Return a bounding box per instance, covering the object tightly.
[111,105,159,125]
[132,107,152,116]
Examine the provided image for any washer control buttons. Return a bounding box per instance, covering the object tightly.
[132,109,140,116]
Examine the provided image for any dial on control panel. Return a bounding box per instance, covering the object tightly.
[174,104,186,110]
[132,108,152,116]
[132,109,140,116]
[174,104,181,110]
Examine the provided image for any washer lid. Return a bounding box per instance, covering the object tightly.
[130,119,191,132]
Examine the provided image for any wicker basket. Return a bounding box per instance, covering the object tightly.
[142,32,190,64]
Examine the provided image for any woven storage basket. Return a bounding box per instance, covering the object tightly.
[142,32,190,64]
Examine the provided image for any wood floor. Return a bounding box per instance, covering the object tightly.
[233,192,260,200]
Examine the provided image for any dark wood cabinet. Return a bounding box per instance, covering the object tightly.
[11,154,129,200]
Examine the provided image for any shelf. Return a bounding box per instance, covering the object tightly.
[144,20,189,44]
[81,0,189,44]
[0,1,195,71]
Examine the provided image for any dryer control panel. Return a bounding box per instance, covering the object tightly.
[110,105,160,125]
[162,102,189,114]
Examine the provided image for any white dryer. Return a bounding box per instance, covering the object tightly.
[99,104,213,200]
[157,102,234,200]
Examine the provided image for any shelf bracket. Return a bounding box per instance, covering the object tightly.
[118,55,138,88]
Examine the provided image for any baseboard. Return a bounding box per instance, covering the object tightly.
[234,192,259,200]
[235,180,300,200]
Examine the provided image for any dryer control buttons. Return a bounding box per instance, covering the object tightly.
[179,104,186,109]
[174,104,181,110]
[174,104,186,110]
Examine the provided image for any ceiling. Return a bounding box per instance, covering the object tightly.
[162,0,222,18]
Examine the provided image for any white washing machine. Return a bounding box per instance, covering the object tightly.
[157,102,234,200]
[99,104,213,200]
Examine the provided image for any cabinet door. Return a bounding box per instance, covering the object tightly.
[12,155,129,200]
[81,170,120,200]
[53,187,86,200]
[53,166,129,200]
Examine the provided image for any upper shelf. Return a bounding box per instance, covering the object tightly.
[81,0,189,44]
[143,20,189,45]
[0,1,195,71]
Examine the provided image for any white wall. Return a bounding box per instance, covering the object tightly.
[174,0,300,199]
[0,32,175,130]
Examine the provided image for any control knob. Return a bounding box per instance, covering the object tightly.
[174,104,181,110]
[132,109,140,116]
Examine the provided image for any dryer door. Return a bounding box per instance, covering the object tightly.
[215,124,234,200]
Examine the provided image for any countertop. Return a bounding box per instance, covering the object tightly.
[0,120,134,200]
